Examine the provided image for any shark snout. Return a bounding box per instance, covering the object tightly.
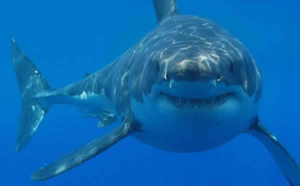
[166,60,220,82]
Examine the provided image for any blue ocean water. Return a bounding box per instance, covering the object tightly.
[0,0,299,185]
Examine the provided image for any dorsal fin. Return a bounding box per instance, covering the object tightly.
[153,0,179,24]
[84,72,91,78]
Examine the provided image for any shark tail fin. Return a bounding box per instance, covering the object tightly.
[11,38,51,152]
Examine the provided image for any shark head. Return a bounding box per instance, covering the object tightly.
[130,16,262,152]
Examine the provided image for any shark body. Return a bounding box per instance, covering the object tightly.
[11,0,299,185]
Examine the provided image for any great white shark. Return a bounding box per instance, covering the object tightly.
[11,0,299,184]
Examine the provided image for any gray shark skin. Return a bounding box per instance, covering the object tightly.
[11,0,299,184]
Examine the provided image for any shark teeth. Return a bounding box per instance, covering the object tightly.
[161,92,234,109]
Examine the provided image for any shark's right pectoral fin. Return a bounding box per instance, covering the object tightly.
[249,119,300,186]
[31,116,138,181]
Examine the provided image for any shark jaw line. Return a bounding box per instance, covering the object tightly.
[159,91,235,110]
[152,80,243,111]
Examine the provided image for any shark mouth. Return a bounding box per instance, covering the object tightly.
[160,92,235,110]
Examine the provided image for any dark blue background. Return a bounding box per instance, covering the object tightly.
[0,0,299,185]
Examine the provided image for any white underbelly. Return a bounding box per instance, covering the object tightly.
[131,94,258,152]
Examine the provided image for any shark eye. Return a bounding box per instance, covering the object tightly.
[166,73,170,80]
[217,73,222,82]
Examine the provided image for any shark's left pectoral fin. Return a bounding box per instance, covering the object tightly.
[31,116,138,181]
[249,119,300,186]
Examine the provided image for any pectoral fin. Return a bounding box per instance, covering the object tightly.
[31,116,137,181]
[249,119,300,186]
